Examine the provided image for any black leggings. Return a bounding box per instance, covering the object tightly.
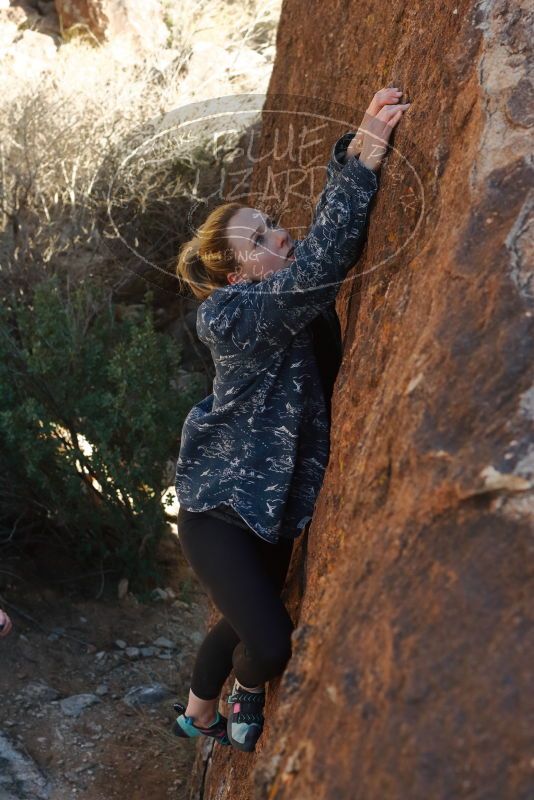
[177,506,294,700]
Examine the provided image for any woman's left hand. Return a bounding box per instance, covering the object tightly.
[347,87,405,158]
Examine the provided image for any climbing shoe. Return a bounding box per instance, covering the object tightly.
[172,701,231,746]
[226,680,266,752]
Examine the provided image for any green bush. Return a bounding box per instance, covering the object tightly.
[0,276,202,590]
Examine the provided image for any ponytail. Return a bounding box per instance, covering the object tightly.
[176,202,247,302]
[176,236,214,301]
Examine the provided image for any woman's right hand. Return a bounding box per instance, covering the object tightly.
[0,609,12,638]
[358,101,412,173]
[348,86,404,157]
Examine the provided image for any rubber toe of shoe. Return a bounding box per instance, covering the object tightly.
[226,719,263,752]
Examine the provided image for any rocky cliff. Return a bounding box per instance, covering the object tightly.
[188,1,533,798]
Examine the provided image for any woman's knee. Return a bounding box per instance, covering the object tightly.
[254,627,293,674]
[238,630,292,675]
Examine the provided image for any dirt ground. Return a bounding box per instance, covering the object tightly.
[0,530,216,800]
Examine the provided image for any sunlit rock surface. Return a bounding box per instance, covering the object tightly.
[186,1,533,797]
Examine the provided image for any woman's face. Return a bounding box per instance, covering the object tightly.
[225,207,296,284]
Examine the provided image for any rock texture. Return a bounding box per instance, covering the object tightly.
[188,1,533,798]
[0,732,51,799]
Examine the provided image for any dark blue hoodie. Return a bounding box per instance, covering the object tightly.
[175,132,378,543]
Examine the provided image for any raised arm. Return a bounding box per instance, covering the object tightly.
[346,86,411,159]
[199,154,378,356]
[199,99,412,359]
[310,131,361,226]
[311,86,411,224]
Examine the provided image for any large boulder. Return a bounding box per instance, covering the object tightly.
[54,0,168,53]
[188,0,533,798]
[0,27,57,77]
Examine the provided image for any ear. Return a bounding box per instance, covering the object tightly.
[227,268,243,285]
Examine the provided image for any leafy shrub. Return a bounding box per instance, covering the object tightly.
[0,0,283,596]
[0,277,202,589]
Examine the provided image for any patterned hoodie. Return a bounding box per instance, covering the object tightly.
[175,131,379,543]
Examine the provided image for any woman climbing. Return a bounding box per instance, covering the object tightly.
[172,88,411,752]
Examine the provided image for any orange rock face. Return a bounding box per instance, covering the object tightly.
[189,1,533,797]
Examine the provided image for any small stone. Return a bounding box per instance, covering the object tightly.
[153,636,174,649]
[95,684,108,696]
[172,600,190,610]
[86,722,102,735]
[115,639,127,650]
[157,652,172,660]
[122,683,173,708]
[21,681,60,702]
[95,651,106,661]
[151,588,168,601]
[325,684,339,704]
[125,647,140,659]
[60,694,100,718]
[140,647,156,658]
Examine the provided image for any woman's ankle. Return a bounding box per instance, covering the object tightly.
[186,708,218,725]
[235,680,265,694]
[185,688,219,722]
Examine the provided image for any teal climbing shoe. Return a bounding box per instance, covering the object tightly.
[172,701,231,746]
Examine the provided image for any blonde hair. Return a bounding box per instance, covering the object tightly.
[176,202,247,301]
